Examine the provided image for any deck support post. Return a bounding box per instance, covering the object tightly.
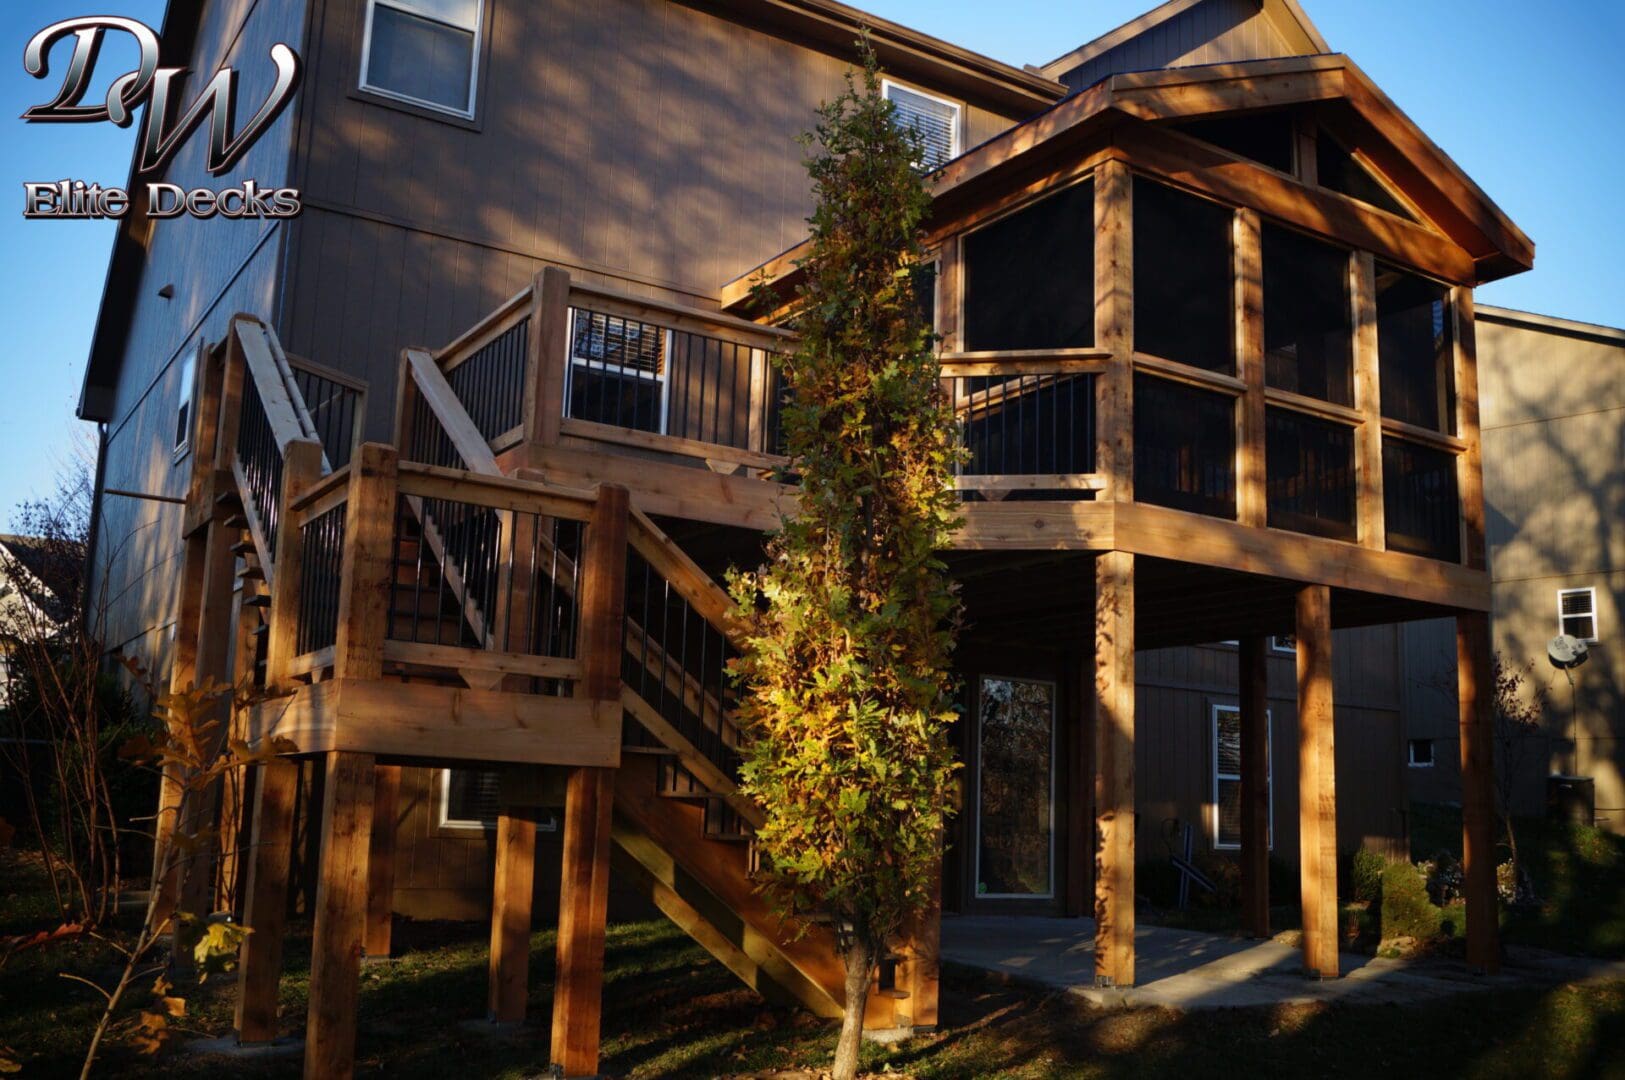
[304,751,377,1080]
[1094,549,1135,988]
[1295,585,1339,979]
[488,804,540,1023]
[363,764,401,959]
[1239,636,1271,938]
[1456,611,1501,973]
[898,852,941,1031]
[550,483,627,1074]
[234,759,299,1043]
[526,266,572,448]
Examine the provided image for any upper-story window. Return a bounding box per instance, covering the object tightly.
[1376,264,1455,434]
[962,180,1094,351]
[1558,587,1599,643]
[361,0,484,118]
[1134,179,1235,374]
[1263,224,1353,406]
[174,343,200,457]
[883,80,960,172]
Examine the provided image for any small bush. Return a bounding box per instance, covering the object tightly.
[1381,860,1443,941]
[1420,849,1464,906]
[1350,849,1386,903]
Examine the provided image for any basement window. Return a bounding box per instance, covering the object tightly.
[1317,131,1415,221]
[1263,224,1353,406]
[440,768,558,832]
[1377,264,1456,434]
[1134,179,1235,373]
[883,80,960,171]
[361,0,484,118]
[1212,704,1271,850]
[1271,635,1296,653]
[962,180,1094,351]
[1558,587,1599,643]
[1408,738,1435,768]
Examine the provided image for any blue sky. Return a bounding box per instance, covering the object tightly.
[0,0,1620,522]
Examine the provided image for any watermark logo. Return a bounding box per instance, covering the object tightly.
[20,16,303,219]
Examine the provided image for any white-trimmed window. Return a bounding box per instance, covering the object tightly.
[1212,703,1271,850]
[361,0,484,118]
[565,309,670,435]
[1408,738,1435,768]
[439,768,558,832]
[882,79,960,171]
[1270,635,1296,654]
[173,343,200,457]
[974,675,1056,899]
[1558,587,1599,643]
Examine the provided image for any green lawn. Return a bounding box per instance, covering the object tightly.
[4,848,1625,1078]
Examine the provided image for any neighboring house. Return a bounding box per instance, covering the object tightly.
[75,0,1540,1072]
[1402,307,1623,832]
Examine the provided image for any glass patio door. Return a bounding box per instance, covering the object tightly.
[975,675,1056,899]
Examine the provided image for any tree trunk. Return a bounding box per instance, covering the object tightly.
[831,938,875,1080]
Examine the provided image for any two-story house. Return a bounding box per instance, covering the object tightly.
[77,0,1535,1075]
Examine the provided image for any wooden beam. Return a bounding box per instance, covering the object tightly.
[1239,636,1270,938]
[551,765,615,1076]
[488,803,540,1023]
[364,764,401,959]
[1352,253,1385,548]
[1235,209,1266,528]
[1295,584,1339,979]
[1094,160,1133,502]
[404,349,500,473]
[265,440,326,690]
[304,751,376,1080]
[1094,550,1135,988]
[528,267,571,446]
[333,444,399,682]
[1453,288,1487,570]
[234,760,298,1044]
[1456,611,1500,973]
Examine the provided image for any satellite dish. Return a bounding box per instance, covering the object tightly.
[1548,635,1590,669]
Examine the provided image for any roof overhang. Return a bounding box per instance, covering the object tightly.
[1038,0,1329,80]
[680,0,1065,116]
[723,54,1534,311]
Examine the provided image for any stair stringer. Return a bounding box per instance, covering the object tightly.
[611,755,844,1020]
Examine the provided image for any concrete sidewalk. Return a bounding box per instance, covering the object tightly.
[941,915,1625,1011]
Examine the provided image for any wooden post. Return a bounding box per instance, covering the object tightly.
[1453,288,1486,569]
[551,484,627,1074]
[900,854,942,1031]
[1295,584,1339,978]
[1239,636,1270,938]
[1064,644,1094,918]
[1094,159,1133,501]
[526,267,572,447]
[364,764,401,959]
[1235,209,1266,528]
[1457,611,1500,972]
[333,443,399,682]
[264,438,326,691]
[218,585,264,914]
[235,760,299,1043]
[488,804,540,1023]
[1352,253,1384,548]
[1094,550,1135,988]
[304,751,376,1080]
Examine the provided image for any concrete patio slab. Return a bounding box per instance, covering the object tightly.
[942,915,1625,1011]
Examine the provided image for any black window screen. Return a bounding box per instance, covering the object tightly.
[1317,132,1413,220]
[1171,113,1296,175]
[1383,437,1460,562]
[1134,179,1234,373]
[1134,375,1236,519]
[962,180,1094,351]
[1263,225,1353,406]
[1376,265,1455,434]
[1265,408,1356,541]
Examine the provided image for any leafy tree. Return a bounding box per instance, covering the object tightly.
[729,38,961,1080]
